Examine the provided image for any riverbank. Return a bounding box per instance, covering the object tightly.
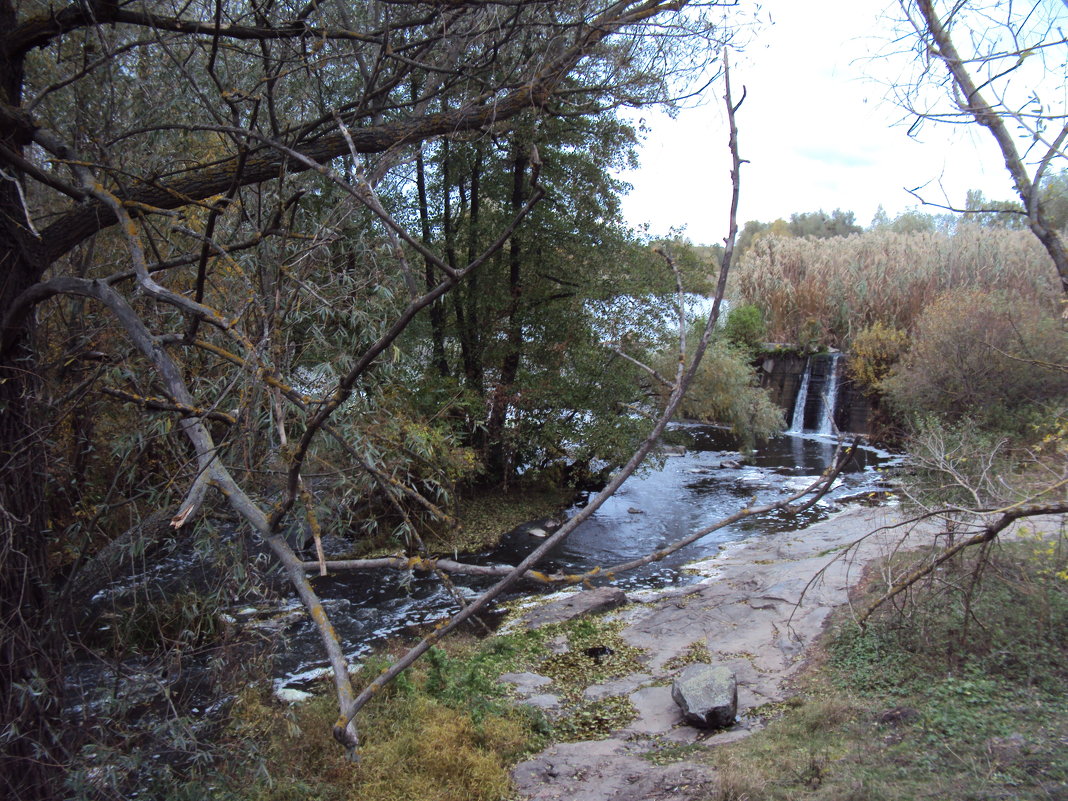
[200,499,1066,801]
[506,504,1066,801]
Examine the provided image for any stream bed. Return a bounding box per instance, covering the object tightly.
[276,425,898,689]
[62,425,899,797]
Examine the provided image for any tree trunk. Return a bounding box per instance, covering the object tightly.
[0,189,65,801]
[0,13,67,792]
[485,143,529,481]
[416,147,449,377]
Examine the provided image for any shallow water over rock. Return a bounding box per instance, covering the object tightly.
[277,426,897,687]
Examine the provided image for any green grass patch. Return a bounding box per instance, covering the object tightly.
[211,608,648,801]
[553,695,637,741]
[701,538,1068,800]
[533,616,646,694]
[216,633,551,801]
[662,638,712,670]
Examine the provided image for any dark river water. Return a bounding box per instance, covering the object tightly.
[277,425,897,689]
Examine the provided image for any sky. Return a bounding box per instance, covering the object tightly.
[618,0,1033,245]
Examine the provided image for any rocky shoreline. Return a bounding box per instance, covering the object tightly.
[504,504,943,801]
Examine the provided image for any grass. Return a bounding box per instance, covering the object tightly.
[212,633,547,801]
[201,608,647,801]
[700,536,1068,801]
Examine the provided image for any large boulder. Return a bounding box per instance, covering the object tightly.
[671,663,737,729]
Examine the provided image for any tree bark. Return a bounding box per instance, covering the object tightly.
[485,140,530,481]
[0,156,63,801]
[416,145,449,377]
[0,6,67,790]
[913,0,1068,295]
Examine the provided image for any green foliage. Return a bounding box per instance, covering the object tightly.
[721,303,767,354]
[734,208,861,259]
[217,610,652,801]
[788,208,863,239]
[963,188,1028,229]
[551,695,637,742]
[397,109,685,487]
[881,288,1068,432]
[870,206,942,234]
[1038,168,1068,231]
[535,616,646,690]
[422,645,509,723]
[653,334,783,449]
[841,541,1068,689]
[897,415,1022,511]
[734,217,792,256]
[221,634,549,801]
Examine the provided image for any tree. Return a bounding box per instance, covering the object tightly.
[788,208,863,239]
[653,335,784,449]
[721,302,767,354]
[0,2,734,794]
[408,109,670,486]
[891,0,1068,294]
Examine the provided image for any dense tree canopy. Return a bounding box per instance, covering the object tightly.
[0,1,735,794]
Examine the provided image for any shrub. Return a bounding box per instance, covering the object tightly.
[881,288,1068,431]
[847,321,909,396]
[654,338,783,449]
[721,303,767,354]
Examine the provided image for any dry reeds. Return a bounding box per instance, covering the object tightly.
[736,225,1062,346]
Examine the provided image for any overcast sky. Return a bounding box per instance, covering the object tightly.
[618,0,1030,244]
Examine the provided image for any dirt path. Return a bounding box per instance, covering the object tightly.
[509,505,943,801]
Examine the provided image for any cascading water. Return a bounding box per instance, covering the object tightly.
[788,352,843,435]
[787,362,811,434]
[819,352,842,435]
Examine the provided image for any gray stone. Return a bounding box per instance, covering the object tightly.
[624,685,689,737]
[524,693,563,714]
[512,738,716,801]
[671,663,737,729]
[546,634,570,654]
[583,673,653,702]
[500,671,553,696]
[273,687,314,704]
[521,587,628,630]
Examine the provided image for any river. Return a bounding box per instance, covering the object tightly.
[276,425,896,690]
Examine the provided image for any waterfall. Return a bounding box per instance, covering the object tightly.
[788,360,811,434]
[788,352,843,435]
[818,352,842,435]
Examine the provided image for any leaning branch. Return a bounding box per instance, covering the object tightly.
[31,0,689,264]
[334,49,747,755]
[909,0,1068,294]
[855,501,1068,626]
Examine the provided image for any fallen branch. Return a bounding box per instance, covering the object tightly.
[333,51,750,755]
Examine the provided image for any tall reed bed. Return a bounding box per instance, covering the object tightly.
[736,225,1061,346]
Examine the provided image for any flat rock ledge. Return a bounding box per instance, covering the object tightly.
[509,506,951,801]
[671,663,738,729]
[512,739,716,801]
[519,586,628,630]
